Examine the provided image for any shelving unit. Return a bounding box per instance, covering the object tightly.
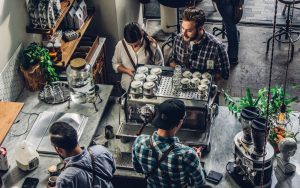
[24,0,106,86]
[55,8,95,67]
[26,0,75,35]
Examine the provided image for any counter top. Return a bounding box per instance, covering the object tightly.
[0,84,113,187]
[94,101,300,188]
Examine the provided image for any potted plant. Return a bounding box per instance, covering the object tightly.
[20,42,59,91]
[224,86,298,152]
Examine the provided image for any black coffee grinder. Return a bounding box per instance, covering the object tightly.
[227,117,275,188]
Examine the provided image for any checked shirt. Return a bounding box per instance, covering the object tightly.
[132,131,205,188]
[170,31,230,79]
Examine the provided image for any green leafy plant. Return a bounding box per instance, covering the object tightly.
[224,86,298,152]
[224,86,297,118]
[224,88,260,116]
[22,42,59,82]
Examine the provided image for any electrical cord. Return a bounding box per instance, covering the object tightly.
[9,111,40,137]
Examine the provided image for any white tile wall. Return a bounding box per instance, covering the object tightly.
[0,44,25,101]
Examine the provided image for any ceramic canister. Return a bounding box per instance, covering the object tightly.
[150,67,162,76]
[192,71,202,79]
[198,84,208,95]
[131,80,143,94]
[190,78,201,89]
[146,74,158,83]
[137,66,149,75]
[202,72,212,80]
[201,78,211,86]
[143,81,156,95]
[134,73,146,82]
[182,71,192,78]
[181,78,190,91]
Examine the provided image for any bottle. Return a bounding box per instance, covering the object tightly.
[66,58,96,104]
[173,65,182,92]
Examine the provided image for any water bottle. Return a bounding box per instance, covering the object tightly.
[66,58,96,104]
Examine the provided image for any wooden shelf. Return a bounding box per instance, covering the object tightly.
[26,0,75,35]
[54,8,95,68]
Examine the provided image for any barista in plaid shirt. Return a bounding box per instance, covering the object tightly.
[169,7,230,80]
[132,99,206,187]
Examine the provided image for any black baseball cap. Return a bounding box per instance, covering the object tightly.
[152,99,186,130]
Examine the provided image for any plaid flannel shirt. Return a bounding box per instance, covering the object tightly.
[170,31,230,79]
[132,131,205,188]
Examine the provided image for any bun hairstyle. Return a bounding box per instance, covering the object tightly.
[123,22,154,63]
[182,7,206,28]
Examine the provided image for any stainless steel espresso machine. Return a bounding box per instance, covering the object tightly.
[227,113,275,188]
[116,65,219,153]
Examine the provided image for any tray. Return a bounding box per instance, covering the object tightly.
[39,81,70,104]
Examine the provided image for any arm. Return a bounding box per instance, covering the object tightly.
[112,41,135,77]
[117,65,134,77]
[153,43,164,66]
[215,44,230,80]
[183,150,206,187]
[168,37,179,67]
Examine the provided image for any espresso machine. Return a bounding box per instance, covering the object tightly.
[116,65,219,153]
[227,116,275,188]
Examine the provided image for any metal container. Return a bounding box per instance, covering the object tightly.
[251,117,269,156]
[240,107,259,144]
[66,58,96,104]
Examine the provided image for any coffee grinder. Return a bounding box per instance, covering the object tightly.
[227,117,275,188]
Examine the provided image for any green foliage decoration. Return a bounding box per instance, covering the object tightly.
[22,42,59,82]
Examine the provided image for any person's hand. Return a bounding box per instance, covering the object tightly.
[126,68,135,77]
[146,35,157,45]
[169,62,177,68]
[193,146,203,158]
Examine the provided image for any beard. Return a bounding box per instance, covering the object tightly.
[183,31,200,42]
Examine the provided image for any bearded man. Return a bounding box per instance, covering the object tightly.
[169,7,230,80]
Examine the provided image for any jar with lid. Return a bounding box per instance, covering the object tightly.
[66,58,96,104]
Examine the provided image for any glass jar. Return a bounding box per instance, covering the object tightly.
[172,65,182,92]
[66,58,96,104]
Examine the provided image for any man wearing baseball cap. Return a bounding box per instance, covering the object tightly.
[132,99,207,187]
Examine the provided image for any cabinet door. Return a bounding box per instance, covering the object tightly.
[93,47,106,84]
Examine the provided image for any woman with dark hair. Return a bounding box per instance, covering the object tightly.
[112,22,164,91]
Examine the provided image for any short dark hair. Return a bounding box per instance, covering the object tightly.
[182,7,206,28]
[49,122,78,152]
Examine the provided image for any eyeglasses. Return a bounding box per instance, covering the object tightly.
[191,44,200,60]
